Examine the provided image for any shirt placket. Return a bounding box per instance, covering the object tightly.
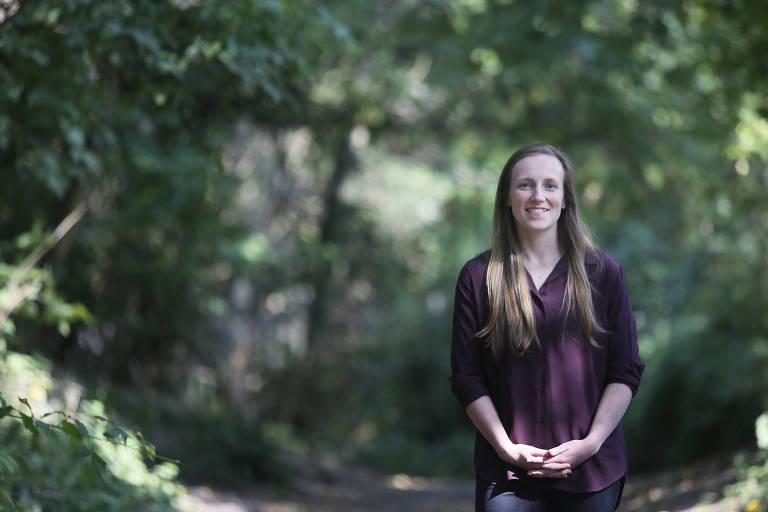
[530,285,549,441]
[537,276,563,442]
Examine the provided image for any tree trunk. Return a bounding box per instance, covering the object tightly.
[305,126,354,357]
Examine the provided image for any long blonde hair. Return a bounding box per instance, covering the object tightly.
[477,144,603,359]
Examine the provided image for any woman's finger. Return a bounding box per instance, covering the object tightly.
[526,460,571,470]
[539,461,570,470]
[527,469,571,479]
[528,468,570,476]
[545,445,569,457]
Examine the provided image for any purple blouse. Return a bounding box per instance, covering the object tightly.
[450,249,644,492]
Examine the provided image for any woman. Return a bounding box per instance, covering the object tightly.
[450,144,644,511]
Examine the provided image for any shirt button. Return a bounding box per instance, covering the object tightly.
[541,290,547,296]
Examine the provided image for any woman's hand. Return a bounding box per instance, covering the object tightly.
[466,397,571,480]
[526,439,598,477]
[527,384,632,478]
[497,442,572,479]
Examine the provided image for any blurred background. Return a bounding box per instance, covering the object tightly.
[1,0,767,510]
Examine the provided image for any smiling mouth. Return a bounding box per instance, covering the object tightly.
[526,207,549,212]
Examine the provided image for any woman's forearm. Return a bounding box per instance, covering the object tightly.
[585,382,633,450]
[539,382,633,471]
[465,395,514,454]
[467,395,572,477]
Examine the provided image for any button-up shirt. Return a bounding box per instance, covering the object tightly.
[450,249,645,492]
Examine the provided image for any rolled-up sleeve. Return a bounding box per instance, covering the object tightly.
[450,260,490,408]
[604,261,645,396]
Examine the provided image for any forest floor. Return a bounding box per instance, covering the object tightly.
[177,451,745,512]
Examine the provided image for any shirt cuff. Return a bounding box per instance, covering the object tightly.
[450,376,490,408]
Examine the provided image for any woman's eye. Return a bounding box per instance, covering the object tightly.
[545,183,557,190]
[519,183,531,189]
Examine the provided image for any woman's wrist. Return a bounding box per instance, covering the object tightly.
[581,434,602,456]
[494,439,517,461]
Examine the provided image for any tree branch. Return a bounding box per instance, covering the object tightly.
[0,201,88,329]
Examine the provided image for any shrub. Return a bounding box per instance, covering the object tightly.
[0,351,183,511]
[723,412,768,512]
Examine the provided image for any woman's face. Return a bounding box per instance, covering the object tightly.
[507,154,566,239]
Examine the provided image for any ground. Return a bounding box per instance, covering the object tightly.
[177,452,747,512]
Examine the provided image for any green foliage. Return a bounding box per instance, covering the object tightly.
[724,412,768,512]
[335,0,768,475]
[3,0,768,494]
[0,352,181,511]
[0,224,92,344]
[356,431,473,478]
[0,0,343,382]
[103,386,284,487]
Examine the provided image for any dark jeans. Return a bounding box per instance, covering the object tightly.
[475,477,623,512]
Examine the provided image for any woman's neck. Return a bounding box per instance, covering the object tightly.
[517,230,563,266]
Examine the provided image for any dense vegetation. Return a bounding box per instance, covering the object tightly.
[2,0,767,509]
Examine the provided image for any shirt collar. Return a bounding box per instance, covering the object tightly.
[548,255,568,282]
[535,251,600,288]
[526,255,568,293]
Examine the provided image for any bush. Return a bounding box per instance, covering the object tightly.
[0,351,183,511]
[103,386,285,487]
[724,412,768,512]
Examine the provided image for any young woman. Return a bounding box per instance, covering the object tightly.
[450,144,645,511]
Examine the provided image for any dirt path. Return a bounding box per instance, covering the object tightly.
[177,453,743,512]
[179,475,473,512]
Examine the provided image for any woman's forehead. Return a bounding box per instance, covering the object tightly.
[512,154,564,179]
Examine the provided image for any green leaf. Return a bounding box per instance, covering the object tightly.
[91,452,107,468]
[61,420,84,441]
[139,435,157,462]
[57,320,71,337]
[104,427,129,445]
[75,419,89,437]
[756,412,768,450]
[34,419,53,436]
[0,406,13,418]
[0,489,14,506]
[74,444,93,458]
[17,397,32,415]
[0,318,15,336]
[20,413,37,435]
[0,451,18,474]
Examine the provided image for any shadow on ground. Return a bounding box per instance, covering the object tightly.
[179,452,742,512]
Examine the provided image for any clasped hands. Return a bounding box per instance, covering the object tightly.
[497,439,599,479]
